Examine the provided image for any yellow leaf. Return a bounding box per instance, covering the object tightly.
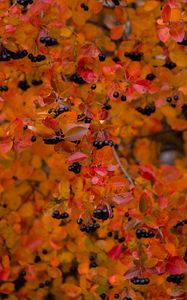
[170,49,187,67]
[19,202,34,218]
[58,179,70,199]
[143,1,159,12]
[61,283,82,298]
[60,27,72,38]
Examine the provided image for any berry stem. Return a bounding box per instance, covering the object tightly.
[112,146,134,186]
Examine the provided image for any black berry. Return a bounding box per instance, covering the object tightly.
[121,95,126,101]
[31,135,36,142]
[146,73,156,81]
[99,53,106,62]
[113,91,119,98]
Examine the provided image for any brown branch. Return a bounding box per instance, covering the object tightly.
[112,146,135,186]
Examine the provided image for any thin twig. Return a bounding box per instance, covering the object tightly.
[112,146,135,186]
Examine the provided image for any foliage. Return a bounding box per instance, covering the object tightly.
[0,0,187,299]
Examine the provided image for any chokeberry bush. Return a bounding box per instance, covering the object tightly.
[0,0,187,299]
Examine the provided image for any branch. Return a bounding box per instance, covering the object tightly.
[112,146,135,186]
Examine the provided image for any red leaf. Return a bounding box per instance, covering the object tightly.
[162,4,171,23]
[133,80,150,94]
[94,167,108,177]
[42,117,58,130]
[124,267,140,280]
[112,193,133,205]
[166,256,187,274]
[158,195,168,209]
[77,57,98,83]
[125,62,141,81]
[108,244,123,260]
[140,165,156,182]
[110,25,125,40]
[68,152,87,163]
[0,137,13,154]
[169,22,185,42]
[158,27,170,42]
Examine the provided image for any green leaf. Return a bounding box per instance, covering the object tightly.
[139,196,147,213]
[96,284,108,295]
[85,237,94,251]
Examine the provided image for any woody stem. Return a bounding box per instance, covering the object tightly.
[112,146,135,186]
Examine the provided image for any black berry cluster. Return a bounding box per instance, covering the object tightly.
[173,219,187,228]
[113,56,120,63]
[93,207,109,220]
[89,253,98,268]
[118,237,125,243]
[54,106,69,118]
[28,53,46,62]
[166,95,179,107]
[38,280,51,288]
[0,48,27,61]
[80,222,100,234]
[17,0,33,7]
[18,80,30,91]
[70,73,86,84]
[146,73,156,81]
[9,49,28,60]
[80,3,89,11]
[112,0,120,5]
[130,277,150,285]
[0,86,8,92]
[164,61,176,70]
[52,210,69,219]
[136,228,155,239]
[166,274,184,284]
[43,136,64,145]
[93,140,113,149]
[77,114,92,123]
[136,104,156,116]
[68,162,81,174]
[14,271,27,292]
[124,52,143,61]
[177,37,187,46]
[0,48,11,61]
[124,211,132,222]
[32,79,43,86]
[40,36,58,46]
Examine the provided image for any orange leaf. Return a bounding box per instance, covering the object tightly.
[65,124,90,141]
[110,25,125,40]
[169,22,185,42]
[125,62,141,81]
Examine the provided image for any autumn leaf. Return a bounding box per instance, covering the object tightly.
[65,123,90,141]
[108,244,123,260]
[67,151,87,163]
[169,22,185,42]
[166,257,187,274]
